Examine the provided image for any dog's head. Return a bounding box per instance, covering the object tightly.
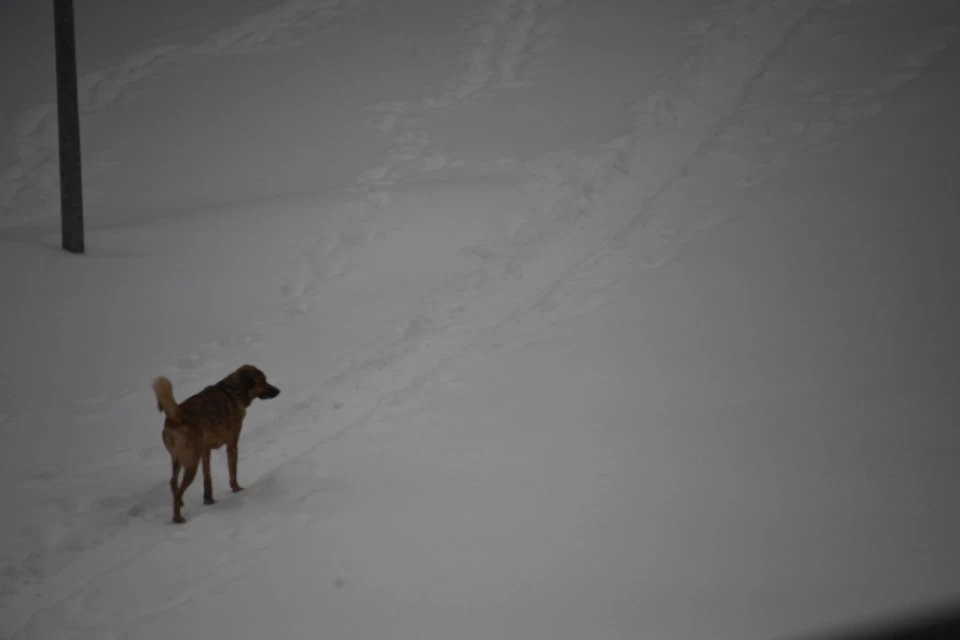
[222,365,280,405]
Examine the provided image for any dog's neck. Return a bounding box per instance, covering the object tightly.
[215,380,249,408]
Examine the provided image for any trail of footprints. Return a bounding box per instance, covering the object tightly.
[285,0,567,318]
[353,0,565,195]
[704,6,960,190]
[460,0,960,359]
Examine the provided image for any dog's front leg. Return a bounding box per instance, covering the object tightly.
[227,442,244,492]
[202,449,216,504]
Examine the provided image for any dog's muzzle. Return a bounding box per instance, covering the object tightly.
[260,384,280,399]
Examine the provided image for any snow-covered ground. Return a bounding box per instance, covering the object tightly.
[2,0,959,638]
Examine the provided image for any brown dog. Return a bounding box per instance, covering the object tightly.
[152,365,280,523]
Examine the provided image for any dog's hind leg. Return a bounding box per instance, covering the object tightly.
[170,458,184,507]
[173,464,198,524]
[202,449,216,505]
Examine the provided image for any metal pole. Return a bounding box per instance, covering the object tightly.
[54,0,84,254]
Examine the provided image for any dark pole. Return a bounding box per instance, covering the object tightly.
[54,0,84,254]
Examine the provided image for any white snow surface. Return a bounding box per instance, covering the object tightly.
[2,0,959,638]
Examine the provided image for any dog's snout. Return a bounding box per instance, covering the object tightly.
[260,384,280,399]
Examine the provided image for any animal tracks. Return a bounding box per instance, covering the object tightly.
[450,0,563,99]
[353,0,564,197]
[705,3,960,192]
[500,0,960,344]
[284,0,567,319]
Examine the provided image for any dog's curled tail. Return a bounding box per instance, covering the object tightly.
[152,376,182,423]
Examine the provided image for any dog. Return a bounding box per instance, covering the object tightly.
[152,365,280,523]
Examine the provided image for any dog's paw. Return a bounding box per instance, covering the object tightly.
[231,484,245,493]
[204,496,217,505]
[173,515,186,524]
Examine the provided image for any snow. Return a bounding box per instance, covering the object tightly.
[2,0,959,638]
